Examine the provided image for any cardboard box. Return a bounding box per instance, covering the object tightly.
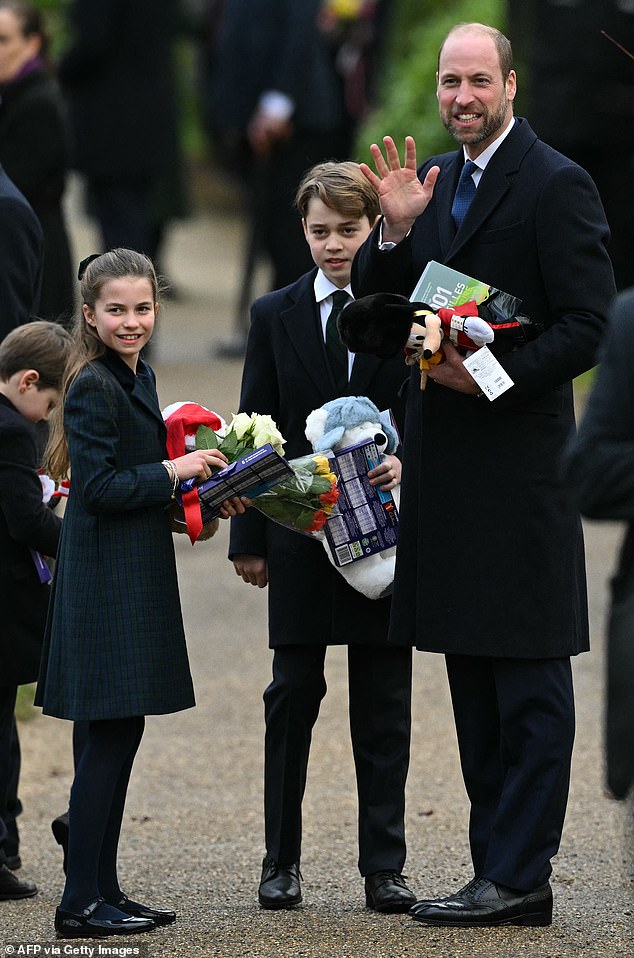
[324,439,399,567]
[180,444,293,523]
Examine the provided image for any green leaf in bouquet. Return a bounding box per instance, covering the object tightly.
[195,424,220,450]
[308,475,335,496]
[217,429,250,461]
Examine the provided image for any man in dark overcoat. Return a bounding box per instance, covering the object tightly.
[0,164,42,341]
[352,22,616,926]
[562,290,634,803]
[228,162,414,911]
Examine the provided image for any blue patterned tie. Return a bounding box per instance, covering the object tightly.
[451,159,478,230]
[325,289,350,392]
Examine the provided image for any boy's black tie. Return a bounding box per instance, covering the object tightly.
[325,290,350,392]
[451,159,478,230]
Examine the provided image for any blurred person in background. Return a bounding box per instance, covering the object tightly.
[0,1,72,324]
[507,0,634,290]
[0,162,42,341]
[58,0,187,284]
[202,0,393,350]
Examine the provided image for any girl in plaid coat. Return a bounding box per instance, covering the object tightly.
[36,249,244,939]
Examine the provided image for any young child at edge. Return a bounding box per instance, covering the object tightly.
[0,320,72,902]
[35,248,245,939]
[229,162,416,913]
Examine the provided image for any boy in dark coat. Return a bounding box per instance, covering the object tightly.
[0,320,71,900]
[229,161,415,912]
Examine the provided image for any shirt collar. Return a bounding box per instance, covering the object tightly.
[313,269,352,305]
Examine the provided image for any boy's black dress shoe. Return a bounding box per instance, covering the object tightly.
[410,877,553,927]
[55,898,156,938]
[115,895,176,925]
[0,864,37,900]
[258,856,302,909]
[51,813,69,874]
[365,871,416,913]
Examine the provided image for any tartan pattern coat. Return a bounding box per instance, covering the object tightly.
[35,351,195,720]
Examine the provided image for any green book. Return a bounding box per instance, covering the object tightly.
[411,260,522,315]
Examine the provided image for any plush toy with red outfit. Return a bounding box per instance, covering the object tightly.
[338,291,541,388]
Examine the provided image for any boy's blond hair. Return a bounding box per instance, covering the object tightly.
[295,161,380,223]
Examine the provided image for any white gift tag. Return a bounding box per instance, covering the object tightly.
[463,345,514,401]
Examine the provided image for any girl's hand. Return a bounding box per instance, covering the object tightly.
[172,449,229,481]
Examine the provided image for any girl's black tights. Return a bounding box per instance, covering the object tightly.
[60,716,145,914]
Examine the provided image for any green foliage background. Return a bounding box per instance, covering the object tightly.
[355,0,505,163]
[28,1,508,162]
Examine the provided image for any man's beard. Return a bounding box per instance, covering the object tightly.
[443,95,509,146]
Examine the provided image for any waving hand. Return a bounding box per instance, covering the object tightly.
[360,136,440,244]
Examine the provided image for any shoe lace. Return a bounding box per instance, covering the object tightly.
[371,870,409,889]
[262,857,302,881]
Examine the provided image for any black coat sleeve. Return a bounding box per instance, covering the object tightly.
[0,418,61,556]
[562,289,634,519]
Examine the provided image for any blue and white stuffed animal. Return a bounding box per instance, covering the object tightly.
[305,396,400,600]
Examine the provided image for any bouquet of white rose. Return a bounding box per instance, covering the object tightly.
[162,404,339,543]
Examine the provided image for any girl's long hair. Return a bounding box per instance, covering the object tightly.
[45,249,159,480]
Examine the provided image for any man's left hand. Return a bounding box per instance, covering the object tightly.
[427,340,480,394]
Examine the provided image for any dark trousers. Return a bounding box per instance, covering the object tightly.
[445,654,575,892]
[263,643,412,875]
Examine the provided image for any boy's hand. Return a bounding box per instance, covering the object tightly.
[233,554,268,588]
[368,454,401,491]
[360,136,440,244]
[218,496,250,518]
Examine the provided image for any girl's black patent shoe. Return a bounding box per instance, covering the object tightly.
[55,897,156,938]
[116,894,176,925]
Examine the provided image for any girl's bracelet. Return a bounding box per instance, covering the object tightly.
[161,459,180,499]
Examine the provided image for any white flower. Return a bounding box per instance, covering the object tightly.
[229,412,255,440]
[252,414,285,454]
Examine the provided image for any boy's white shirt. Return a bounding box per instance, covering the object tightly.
[314,269,354,378]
